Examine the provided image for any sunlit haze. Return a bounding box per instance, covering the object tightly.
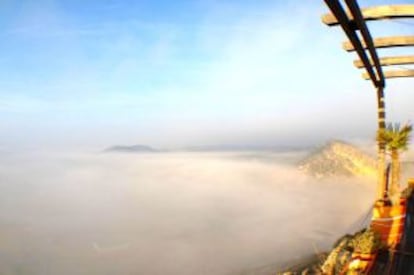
[1,1,414,274]
[0,151,376,274]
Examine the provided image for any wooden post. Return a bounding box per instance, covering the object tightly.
[377,86,387,199]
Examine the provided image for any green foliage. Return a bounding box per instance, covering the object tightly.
[349,229,384,254]
[377,122,413,152]
[377,122,412,198]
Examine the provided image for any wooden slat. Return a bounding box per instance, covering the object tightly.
[343,36,414,51]
[345,0,385,87]
[362,70,414,80]
[322,5,414,26]
[323,0,383,87]
[354,56,414,68]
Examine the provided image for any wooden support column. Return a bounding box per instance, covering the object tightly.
[377,86,387,199]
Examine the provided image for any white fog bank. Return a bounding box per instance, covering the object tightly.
[0,151,375,274]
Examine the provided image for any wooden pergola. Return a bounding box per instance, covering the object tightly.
[321,1,414,200]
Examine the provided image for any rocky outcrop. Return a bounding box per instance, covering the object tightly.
[280,188,414,275]
[298,140,377,178]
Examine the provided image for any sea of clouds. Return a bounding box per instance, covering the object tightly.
[0,150,376,274]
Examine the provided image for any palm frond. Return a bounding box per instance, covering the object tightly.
[378,122,413,152]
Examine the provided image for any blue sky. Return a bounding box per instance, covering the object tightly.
[0,0,413,150]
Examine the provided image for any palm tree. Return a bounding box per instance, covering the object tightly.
[377,122,413,198]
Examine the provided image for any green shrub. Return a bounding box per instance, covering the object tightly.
[349,229,384,254]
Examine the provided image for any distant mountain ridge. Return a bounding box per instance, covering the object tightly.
[298,140,377,178]
[104,144,310,153]
[104,145,160,153]
[182,144,308,152]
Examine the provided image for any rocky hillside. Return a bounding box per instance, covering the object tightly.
[280,187,414,274]
[298,140,377,178]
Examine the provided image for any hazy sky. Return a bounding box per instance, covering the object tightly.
[0,0,413,150]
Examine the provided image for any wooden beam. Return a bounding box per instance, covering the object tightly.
[324,0,382,87]
[363,70,414,80]
[345,0,385,87]
[322,5,414,26]
[354,56,414,68]
[343,36,414,51]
